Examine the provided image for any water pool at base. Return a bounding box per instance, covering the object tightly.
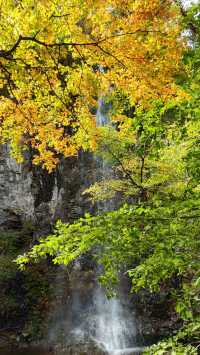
[0,346,145,355]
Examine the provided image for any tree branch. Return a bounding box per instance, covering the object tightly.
[140,156,145,184]
[95,44,126,68]
[0,30,166,60]
[102,143,142,190]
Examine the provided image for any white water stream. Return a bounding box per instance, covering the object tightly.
[92,286,137,354]
[90,100,139,354]
[48,100,142,355]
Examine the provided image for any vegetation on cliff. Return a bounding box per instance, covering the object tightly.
[0,226,53,342]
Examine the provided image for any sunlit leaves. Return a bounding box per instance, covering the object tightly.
[0,0,185,170]
[11,1,200,352]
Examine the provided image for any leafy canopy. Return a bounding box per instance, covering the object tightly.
[0,0,184,170]
[15,0,200,353]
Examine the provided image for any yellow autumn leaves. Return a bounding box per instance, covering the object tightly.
[0,0,185,170]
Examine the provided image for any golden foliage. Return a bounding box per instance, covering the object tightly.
[0,0,185,170]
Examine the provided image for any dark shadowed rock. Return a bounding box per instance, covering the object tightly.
[54,339,109,355]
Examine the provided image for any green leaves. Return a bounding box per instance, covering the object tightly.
[14,1,200,352]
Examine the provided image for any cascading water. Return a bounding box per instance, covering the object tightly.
[91,99,140,355]
[47,99,143,355]
[92,286,138,354]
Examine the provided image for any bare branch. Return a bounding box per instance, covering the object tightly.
[95,44,126,68]
[0,29,166,60]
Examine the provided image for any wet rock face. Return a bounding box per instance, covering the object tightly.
[54,340,109,355]
[0,145,34,229]
[0,146,94,232]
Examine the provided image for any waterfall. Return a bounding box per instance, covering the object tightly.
[92,286,137,354]
[91,99,139,355]
[48,99,143,355]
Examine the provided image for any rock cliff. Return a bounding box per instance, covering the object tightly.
[0,146,94,233]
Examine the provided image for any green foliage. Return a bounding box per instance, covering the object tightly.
[144,340,197,355]
[144,320,200,354]
[16,1,200,352]
[0,228,51,340]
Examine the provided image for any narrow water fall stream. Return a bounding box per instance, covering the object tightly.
[0,101,144,355]
[51,100,144,355]
[90,100,140,354]
[46,100,144,354]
